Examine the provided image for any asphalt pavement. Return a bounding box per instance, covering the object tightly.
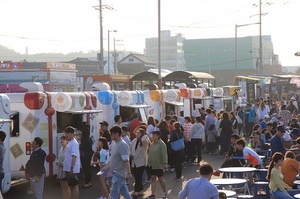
[3,152,224,199]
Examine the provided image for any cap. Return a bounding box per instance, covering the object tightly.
[277,125,286,132]
[291,96,296,100]
[100,121,108,126]
[264,115,270,119]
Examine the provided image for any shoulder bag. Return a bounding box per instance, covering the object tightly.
[171,132,185,151]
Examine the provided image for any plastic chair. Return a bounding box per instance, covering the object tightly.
[256,169,268,182]
[253,181,270,199]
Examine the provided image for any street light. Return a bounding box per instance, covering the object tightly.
[108,30,117,75]
[234,22,260,75]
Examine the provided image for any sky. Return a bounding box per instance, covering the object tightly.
[0,0,299,66]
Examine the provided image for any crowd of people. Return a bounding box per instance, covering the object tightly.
[22,95,300,199]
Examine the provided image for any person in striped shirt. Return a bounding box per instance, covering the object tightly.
[178,162,218,199]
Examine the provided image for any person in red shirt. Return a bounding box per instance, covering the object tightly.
[128,113,141,140]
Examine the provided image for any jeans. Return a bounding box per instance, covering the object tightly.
[110,173,131,199]
[271,190,293,199]
[30,174,45,199]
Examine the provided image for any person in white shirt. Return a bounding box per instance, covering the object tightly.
[63,126,81,199]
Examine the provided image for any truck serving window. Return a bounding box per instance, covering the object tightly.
[10,112,20,137]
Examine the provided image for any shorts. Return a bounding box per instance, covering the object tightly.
[65,172,78,187]
[100,164,109,178]
[149,167,164,177]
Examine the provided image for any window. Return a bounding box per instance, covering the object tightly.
[10,112,20,137]
[128,58,134,62]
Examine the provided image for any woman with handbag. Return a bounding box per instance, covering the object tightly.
[170,122,185,181]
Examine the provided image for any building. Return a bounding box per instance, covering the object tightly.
[184,35,278,86]
[145,30,186,71]
[0,61,78,92]
[117,53,156,75]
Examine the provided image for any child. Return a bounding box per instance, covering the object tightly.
[207,124,217,154]
[93,137,110,199]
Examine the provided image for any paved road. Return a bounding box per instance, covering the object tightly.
[3,153,224,199]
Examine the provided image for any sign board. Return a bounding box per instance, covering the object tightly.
[47,62,76,70]
[0,62,22,69]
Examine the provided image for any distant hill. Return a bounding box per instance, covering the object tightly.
[0,45,100,62]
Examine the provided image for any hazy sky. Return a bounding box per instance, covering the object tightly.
[0,0,299,66]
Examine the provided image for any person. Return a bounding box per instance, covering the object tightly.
[102,125,132,199]
[178,162,219,199]
[229,111,238,134]
[263,122,275,140]
[257,101,270,122]
[189,116,205,164]
[266,152,293,199]
[79,126,94,188]
[0,131,6,193]
[235,106,244,135]
[279,105,291,125]
[260,115,270,130]
[121,126,130,146]
[271,125,286,156]
[243,103,255,137]
[250,131,265,151]
[289,137,300,161]
[206,124,217,154]
[158,120,170,145]
[130,128,150,198]
[63,126,81,199]
[94,137,110,199]
[147,130,168,199]
[146,116,157,141]
[281,151,299,188]
[99,121,111,143]
[25,137,46,199]
[170,122,185,181]
[57,135,68,199]
[183,116,193,163]
[219,112,234,157]
[128,113,141,140]
[114,115,122,126]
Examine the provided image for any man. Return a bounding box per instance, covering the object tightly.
[178,162,218,199]
[107,125,131,199]
[0,131,6,193]
[270,125,286,155]
[63,126,81,199]
[243,103,255,137]
[99,121,111,142]
[25,137,46,199]
[204,108,215,134]
[114,115,122,126]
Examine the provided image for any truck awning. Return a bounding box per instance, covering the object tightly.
[123,104,151,108]
[165,101,184,106]
[63,110,102,114]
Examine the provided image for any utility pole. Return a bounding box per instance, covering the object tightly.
[157,0,162,89]
[259,0,263,74]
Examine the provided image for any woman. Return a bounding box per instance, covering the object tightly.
[170,122,185,181]
[183,116,193,163]
[93,137,110,199]
[189,116,205,164]
[158,120,169,145]
[57,135,68,199]
[266,152,293,199]
[130,128,150,198]
[229,111,238,134]
[147,116,157,141]
[147,130,168,199]
[257,101,270,122]
[250,131,265,151]
[79,127,94,188]
[219,112,234,157]
[281,151,299,188]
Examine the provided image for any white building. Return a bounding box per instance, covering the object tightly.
[145,30,186,71]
